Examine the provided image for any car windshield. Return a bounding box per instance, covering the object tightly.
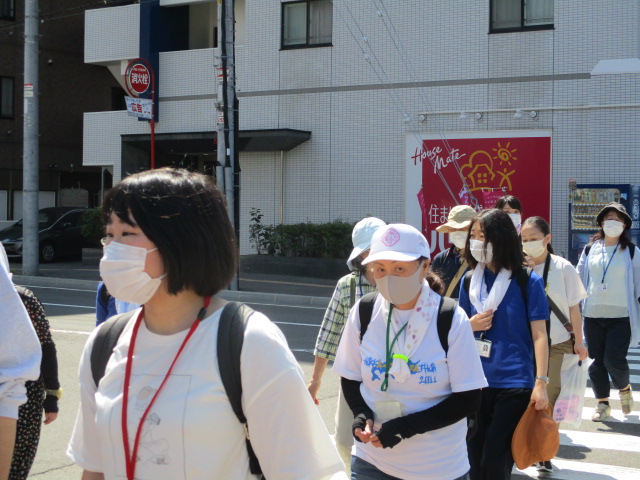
[13,210,67,228]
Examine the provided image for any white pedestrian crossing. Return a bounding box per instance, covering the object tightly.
[515,459,640,479]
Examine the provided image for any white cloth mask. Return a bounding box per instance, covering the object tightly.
[376,262,424,305]
[603,220,624,238]
[469,239,493,264]
[522,240,546,259]
[449,231,468,250]
[99,241,165,305]
[509,213,522,234]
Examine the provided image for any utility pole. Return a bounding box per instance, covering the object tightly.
[215,0,226,195]
[218,0,239,290]
[22,0,39,275]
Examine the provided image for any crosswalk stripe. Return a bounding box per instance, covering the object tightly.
[580,406,640,424]
[513,459,640,479]
[559,429,640,452]
[585,387,640,401]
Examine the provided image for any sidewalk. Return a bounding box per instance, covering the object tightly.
[8,259,337,308]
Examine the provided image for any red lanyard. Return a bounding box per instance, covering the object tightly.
[121,296,211,480]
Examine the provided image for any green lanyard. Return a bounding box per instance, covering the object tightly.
[381,305,408,392]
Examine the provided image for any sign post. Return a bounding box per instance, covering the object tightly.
[124,58,156,169]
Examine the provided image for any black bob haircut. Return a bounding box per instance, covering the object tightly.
[494,195,522,213]
[102,168,238,297]
[464,208,525,273]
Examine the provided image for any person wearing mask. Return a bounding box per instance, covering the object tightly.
[521,216,588,473]
[9,286,61,480]
[308,216,386,469]
[494,195,522,235]
[334,224,487,480]
[67,168,346,480]
[0,246,41,480]
[458,209,549,480]
[431,205,476,299]
[577,202,640,421]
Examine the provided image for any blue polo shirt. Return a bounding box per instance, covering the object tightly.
[459,268,549,389]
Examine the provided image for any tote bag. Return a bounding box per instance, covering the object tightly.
[552,354,589,427]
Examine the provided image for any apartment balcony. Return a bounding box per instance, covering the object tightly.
[85,4,140,65]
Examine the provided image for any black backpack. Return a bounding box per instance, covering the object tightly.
[90,302,265,478]
[356,292,457,355]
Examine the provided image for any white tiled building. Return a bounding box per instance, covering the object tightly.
[83,0,640,257]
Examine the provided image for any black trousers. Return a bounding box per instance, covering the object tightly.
[468,387,531,480]
[584,317,631,399]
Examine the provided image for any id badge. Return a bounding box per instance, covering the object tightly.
[374,401,402,431]
[476,339,492,358]
[596,283,608,293]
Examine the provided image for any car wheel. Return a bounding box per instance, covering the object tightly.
[40,243,56,263]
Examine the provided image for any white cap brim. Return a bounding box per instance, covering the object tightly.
[362,251,422,265]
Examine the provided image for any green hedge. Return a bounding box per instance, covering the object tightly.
[249,208,354,258]
[81,208,104,247]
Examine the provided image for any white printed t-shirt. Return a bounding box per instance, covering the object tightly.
[533,254,587,345]
[333,294,487,480]
[67,307,346,480]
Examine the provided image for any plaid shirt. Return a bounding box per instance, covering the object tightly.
[314,271,376,361]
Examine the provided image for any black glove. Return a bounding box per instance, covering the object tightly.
[43,395,59,413]
[352,413,372,442]
[374,417,409,449]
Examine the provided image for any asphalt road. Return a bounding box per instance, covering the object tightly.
[17,283,640,479]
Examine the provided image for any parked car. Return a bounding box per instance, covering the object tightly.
[0,207,90,263]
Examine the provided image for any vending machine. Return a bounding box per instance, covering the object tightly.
[568,184,640,265]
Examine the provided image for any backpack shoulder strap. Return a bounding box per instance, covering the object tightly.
[216,301,263,477]
[437,296,457,356]
[90,311,136,388]
[584,242,593,258]
[358,292,378,342]
[515,267,532,307]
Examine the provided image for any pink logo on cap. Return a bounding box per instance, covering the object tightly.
[382,228,401,246]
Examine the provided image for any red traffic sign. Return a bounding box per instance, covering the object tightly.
[125,60,152,97]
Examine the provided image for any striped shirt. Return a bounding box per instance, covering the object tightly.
[314,271,376,360]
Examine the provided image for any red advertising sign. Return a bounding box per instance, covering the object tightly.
[125,62,151,97]
[406,132,552,255]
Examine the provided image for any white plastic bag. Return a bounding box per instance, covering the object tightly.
[552,354,589,427]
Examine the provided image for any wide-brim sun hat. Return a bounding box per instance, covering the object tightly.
[346,217,386,269]
[361,224,430,265]
[596,202,632,230]
[435,205,476,233]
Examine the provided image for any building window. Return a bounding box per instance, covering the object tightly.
[490,0,553,32]
[0,77,14,119]
[1,0,15,20]
[282,0,332,48]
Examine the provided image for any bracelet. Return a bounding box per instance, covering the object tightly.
[45,388,63,399]
[535,376,550,384]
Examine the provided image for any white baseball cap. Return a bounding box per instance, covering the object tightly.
[347,217,386,269]
[362,224,430,265]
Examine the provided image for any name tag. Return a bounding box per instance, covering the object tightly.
[596,283,608,293]
[476,339,492,358]
[374,400,403,431]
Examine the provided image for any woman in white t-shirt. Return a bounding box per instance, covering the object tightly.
[333,224,487,480]
[67,168,346,480]
[576,203,640,422]
[521,216,588,473]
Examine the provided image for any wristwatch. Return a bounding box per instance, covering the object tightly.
[535,376,550,384]
[45,388,63,399]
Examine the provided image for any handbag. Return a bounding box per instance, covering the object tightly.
[552,354,589,427]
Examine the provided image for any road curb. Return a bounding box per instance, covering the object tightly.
[13,275,331,308]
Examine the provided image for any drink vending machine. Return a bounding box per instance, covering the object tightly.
[568,183,640,265]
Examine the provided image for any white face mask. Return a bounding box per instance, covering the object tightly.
[449,231,468,250]
[509,213,522,233]
[469,239,493,264]
[99,241,166,305]
[602,219,624,238]
[376,262,424,305]
[522,240,546,259]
